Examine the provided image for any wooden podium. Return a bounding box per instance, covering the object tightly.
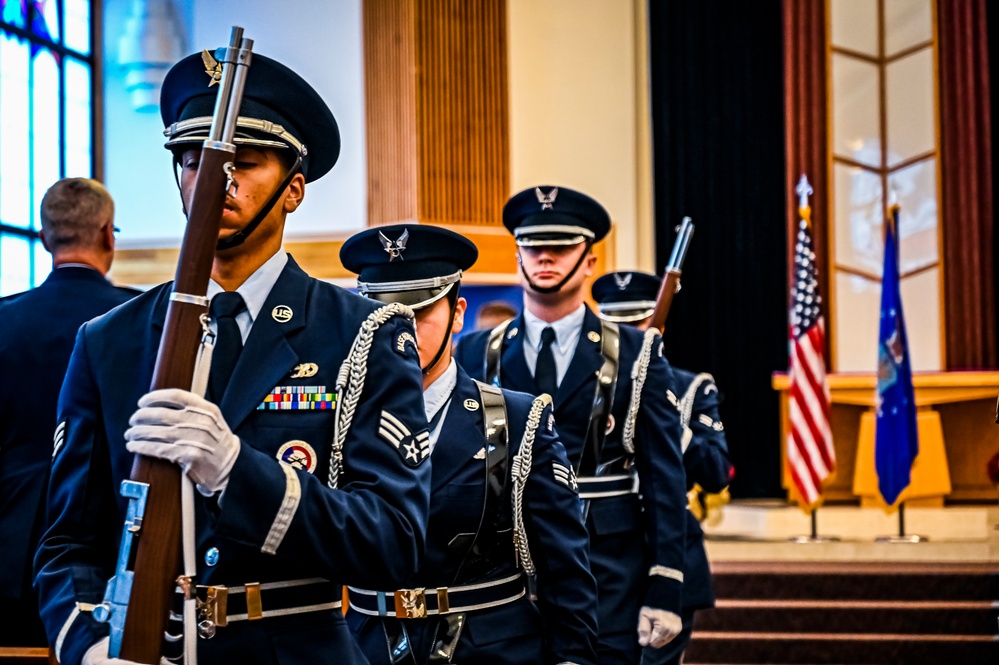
[772,372,999,505]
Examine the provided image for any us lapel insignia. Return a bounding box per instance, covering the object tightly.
[464,399,480,411]
[587,331,601,343]
[277,440,318,474]
[272,305,293,323]
[290,363,319,379]
[506,327,519,340]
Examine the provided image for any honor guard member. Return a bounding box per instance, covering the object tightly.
[591,271,734,665]
[341,225,599,665]
[0,178,138,648]
[454,187,688,664]
[34,49,431,665]
[590,270,661,329]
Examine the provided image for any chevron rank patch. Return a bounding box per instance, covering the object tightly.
[698,413,725,431]
[52,421,66,459]
[379,410,430,467]
[258,386,335,410]
[552,462,578,492]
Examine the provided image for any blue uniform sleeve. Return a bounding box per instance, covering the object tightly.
[523,403,599,665]
[684,385,733,494]
[34,325,118,665]
[633,338,688,614]
[214,314,432,589]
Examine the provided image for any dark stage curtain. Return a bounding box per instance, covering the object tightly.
[939,0,996,370]
[649,0,787,498]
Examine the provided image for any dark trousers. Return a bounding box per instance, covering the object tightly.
[639,609,694,665]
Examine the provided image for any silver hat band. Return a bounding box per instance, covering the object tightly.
[164,116,307,156]
[599,300,657,313]
[513,224,595,240]
[357,270,462,294]
[598,309,655,324]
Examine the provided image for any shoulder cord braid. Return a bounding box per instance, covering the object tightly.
[621,328,660,455]
[511,393,551,600]
[328,302,416,489]
[679,372,716,430]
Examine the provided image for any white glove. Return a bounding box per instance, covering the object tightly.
[82,637,147,665]
[637,606,682,648]
[125,388,240,496]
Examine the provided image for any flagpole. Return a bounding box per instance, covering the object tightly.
[789,508,841,544]
[876,502,927,543]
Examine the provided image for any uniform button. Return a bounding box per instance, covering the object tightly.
[204,547,220,567]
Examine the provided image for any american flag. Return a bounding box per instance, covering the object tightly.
[787,175,835,507]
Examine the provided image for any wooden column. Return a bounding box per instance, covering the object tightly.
[364,0,509,229]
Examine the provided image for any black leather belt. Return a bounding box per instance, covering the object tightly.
[195,577,341,626]
[576,473,638,499]
[347,572,525,619]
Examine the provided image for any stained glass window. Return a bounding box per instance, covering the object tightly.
[0,0,96,296]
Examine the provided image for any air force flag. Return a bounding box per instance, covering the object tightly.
[875,205,918,506]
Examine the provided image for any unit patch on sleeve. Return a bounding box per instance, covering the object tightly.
[378,410,430,467]
[276,440,319,474]
[258,386,335,410]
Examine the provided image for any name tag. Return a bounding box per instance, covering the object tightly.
[258,386,336,410]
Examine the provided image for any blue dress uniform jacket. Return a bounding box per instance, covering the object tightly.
[348,366,599,665]
[34,257,431,665]
[675,369,731,611]
[642,369,732,665]
[0,267,137,644]
[455,307,687,659]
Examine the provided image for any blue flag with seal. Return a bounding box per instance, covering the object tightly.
[875,205,918,506]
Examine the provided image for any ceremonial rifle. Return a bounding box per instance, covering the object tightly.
[647,216,695,334]
[91,27,254,663]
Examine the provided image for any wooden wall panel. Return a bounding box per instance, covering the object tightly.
[366,0,509,228]
[363,0,419,225]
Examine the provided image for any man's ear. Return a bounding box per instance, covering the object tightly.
[38,230,52,253]
[583,249,598,277]
[283,173,306,213]
[452,297,467,335]
[102,221,116,251]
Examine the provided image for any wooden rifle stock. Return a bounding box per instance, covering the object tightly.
[647,216,694,334]
[114,28,253,663]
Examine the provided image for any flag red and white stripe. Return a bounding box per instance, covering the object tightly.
[787,212,835,507]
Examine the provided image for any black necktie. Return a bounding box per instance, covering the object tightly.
[535,326,558,397]
[208,292,247,402]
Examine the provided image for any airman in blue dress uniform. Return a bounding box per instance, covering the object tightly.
[591,271,734,665]
[454,187,689,664]
[34,49,431,665]
[341,224,598,665]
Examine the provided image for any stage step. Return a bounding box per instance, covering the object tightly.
[685,562,999,664]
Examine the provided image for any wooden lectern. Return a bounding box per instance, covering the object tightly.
[772,372,999,505]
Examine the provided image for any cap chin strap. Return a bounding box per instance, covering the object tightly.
[519,241,593,294]
[422,286,461,375]
[217,154,303,251]
[172,152,303,251]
